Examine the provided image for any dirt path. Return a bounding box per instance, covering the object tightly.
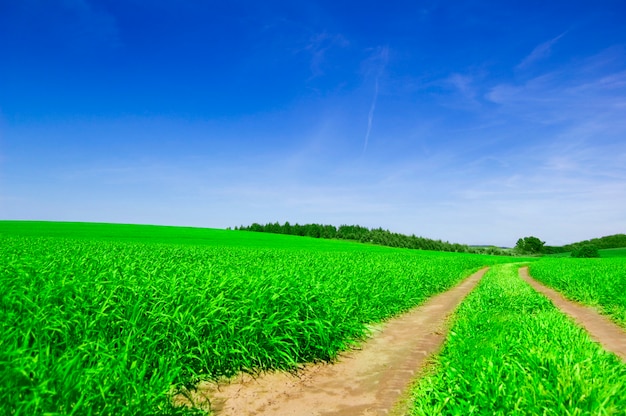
[177,268,489,415]
[519,267,626,361]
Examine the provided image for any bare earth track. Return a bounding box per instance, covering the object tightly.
[177,268,489,415]
[519,267,626,361]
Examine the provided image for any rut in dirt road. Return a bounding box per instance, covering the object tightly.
[519,267,626,361]
[178,268,489,416]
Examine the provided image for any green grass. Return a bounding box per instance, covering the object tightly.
[545,252,572,258]
[0,220,383,251]
[545,248,626,258]
[410,263,626,415]
[599,247,626,258]
[529,258,626,328]
[1,221,519,415]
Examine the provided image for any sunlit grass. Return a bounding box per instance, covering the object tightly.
[0,222,515,415]
[410,264,626,415]
[530,258,626,328]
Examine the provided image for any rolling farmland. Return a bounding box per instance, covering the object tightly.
[2,221,626,415]
[1,222,513,415]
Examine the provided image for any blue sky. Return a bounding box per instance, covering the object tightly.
[1,1,625,246]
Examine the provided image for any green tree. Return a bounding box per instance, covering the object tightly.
[515,236,545,255]
[571,244,600,258]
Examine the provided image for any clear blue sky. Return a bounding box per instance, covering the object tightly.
[1,1,625,246]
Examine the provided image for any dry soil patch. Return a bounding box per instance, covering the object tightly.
[176,268,489,415]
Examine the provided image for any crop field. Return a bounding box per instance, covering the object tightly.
[546,248,626,258]
[530,258,626,328]
[410,263,626,415]
[0,221,516,415]
[599,247,626,258]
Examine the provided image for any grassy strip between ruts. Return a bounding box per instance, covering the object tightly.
[529,258,626,328]
[410,263,626,415]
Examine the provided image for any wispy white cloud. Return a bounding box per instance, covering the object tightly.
[304,32,350,78]
[485,72,559,108]
[517,32,566,69]
[364,78,379,153]
[447,73,476,100]
[426,45,626,244]
[363,46,389,153]
[439,71,492,111]
[449,127,626,245]
[566,69,626,93]
[487,48,626,130]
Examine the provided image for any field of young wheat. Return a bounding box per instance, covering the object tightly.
[1,221,515,415]
[4,222,625,415]
[410,263,626,415]
[530,258,626,328]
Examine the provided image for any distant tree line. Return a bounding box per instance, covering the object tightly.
[544,234,626,256]
[234,222,511,255]
[570,245,600,258]
[564,234,626,251]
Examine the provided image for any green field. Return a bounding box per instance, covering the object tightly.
[600,247,626,258]
[529,258,626,328]
[410,263,626,415]
[4,221,625,415]
[0,220,385,250]
[1,221,517,415]
[546,248,626,258]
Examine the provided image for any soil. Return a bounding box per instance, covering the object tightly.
[175,268,489,415]
[519,267,626,361]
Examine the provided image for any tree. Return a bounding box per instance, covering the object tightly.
[515,236,545,255]
[571,244,600,258]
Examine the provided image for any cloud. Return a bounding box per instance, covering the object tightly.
[486,48,626,131]
[362,45,389,77]
[443,46,626,245]
[487,71,558,102]
[447,73,475,99]
[305,32,350,78]
[517,32,566,69]
[453,178,626,245]
[363,46,389,153]
[441,72,489,110]
[363,78,379,153]
[567,69,626,93]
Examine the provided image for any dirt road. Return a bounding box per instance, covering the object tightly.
[519,267,626,361]
[178,268,489,415]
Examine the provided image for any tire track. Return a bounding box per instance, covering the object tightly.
[176,268,489,415]
[519,266,626,361]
